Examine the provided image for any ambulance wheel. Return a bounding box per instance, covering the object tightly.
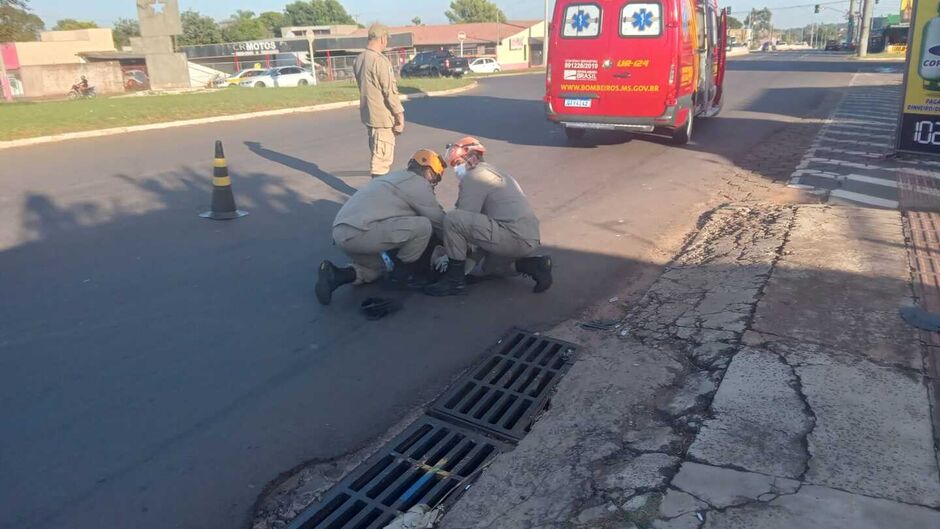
[671,112,693,145]
[564,127,586,142]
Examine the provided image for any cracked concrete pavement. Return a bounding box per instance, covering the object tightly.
[440,204,940,529]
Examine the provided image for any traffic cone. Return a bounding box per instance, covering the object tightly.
[200,140,248,220]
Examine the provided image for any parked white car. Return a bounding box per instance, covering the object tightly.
[240,66,316,88]
[468,57,501,74]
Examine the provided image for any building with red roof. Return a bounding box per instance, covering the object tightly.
[351,21,546,70]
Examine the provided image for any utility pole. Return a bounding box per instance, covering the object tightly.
[306,35,318,86]
[544,0,549,65]
[858,0,874,56]
[846,0,856,47]
[744,9,750,48]
[496,12,501,49]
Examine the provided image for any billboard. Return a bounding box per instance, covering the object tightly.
[898,0,940,155]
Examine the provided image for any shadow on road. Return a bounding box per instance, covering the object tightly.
[728,51,903,73]
[0,180,919,529]
[0,65,906,529]
[406,65,876,167]
[0,162,667,529]
[406,94,644,149]
[245,141,358,196]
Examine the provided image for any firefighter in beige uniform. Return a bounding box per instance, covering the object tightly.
[353,24,405,177]
[316,150,447,305]
[425,137,553,296]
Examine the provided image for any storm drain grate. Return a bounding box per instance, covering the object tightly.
[285,417,508,529]
[428,329,578,443]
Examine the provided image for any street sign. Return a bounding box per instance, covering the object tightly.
[897,0,940,155]
[458,31,467,41]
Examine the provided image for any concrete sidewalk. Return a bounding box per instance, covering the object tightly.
[439,204,940,529]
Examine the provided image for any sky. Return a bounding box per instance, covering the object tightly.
[27,0,902,31]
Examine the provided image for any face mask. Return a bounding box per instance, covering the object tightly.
[454,164,468,180]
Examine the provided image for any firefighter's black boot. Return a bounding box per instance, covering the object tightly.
[424,260,467,296]
[316,260,356,305]
[388,256,433,289]
[515,256,553,293]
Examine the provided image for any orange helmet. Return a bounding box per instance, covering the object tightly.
[444,137,486,167]
[410,149,446,178]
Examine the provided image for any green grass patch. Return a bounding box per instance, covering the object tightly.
[0,78,472,141]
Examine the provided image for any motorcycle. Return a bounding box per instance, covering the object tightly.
[68,83,96,100]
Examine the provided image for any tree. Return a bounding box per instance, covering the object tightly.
[744,7,772,36]
[0,0,29,8]
[52,18,97,31]
[445,0,507,23]
[284,0,357,26]
[177,10,222,46]
[0,4,43,41]
[322,0,356,24]
[411,16,422,26]
[112,17,139,48]
[221,10,268,42]
[727,16,742,30]
[259,11,288,37]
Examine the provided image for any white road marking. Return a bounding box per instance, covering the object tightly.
[811,145,885,158]
[829,189,899,208]
[816,137,894,148]
[807,157,940,178]
[822,129,894,140]
[825,122,895,132]
[830,115,898,124]
[787,71,907,209]
[792,169,898,188]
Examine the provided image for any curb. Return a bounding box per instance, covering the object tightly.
[852,57,907,62]
[473,69,545,79]
[0,81,479,151]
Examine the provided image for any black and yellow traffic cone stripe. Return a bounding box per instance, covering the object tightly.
[213,156,232,187]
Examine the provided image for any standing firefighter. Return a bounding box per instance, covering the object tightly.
[425,137,553,296]
[316,150,447,305]
[353,23,405,178]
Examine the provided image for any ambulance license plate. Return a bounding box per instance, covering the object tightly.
[564,98,592,108]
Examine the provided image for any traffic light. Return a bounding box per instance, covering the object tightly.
[814,4,820,13]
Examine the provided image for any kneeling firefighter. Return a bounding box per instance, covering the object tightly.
[316,149,447,305]
[425,137,553,297]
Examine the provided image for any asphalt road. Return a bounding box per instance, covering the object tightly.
[0,52,883,529]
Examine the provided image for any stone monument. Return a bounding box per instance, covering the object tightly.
[135,0,190,89]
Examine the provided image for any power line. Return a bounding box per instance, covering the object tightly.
[730,0,851,16]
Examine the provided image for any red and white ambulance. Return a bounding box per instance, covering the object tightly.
[545,0,728,144]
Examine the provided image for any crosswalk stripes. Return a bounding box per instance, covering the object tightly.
[819,137,894,148]
[812,146,885,159]
[830,189,900,208]
[785,72,935,209]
